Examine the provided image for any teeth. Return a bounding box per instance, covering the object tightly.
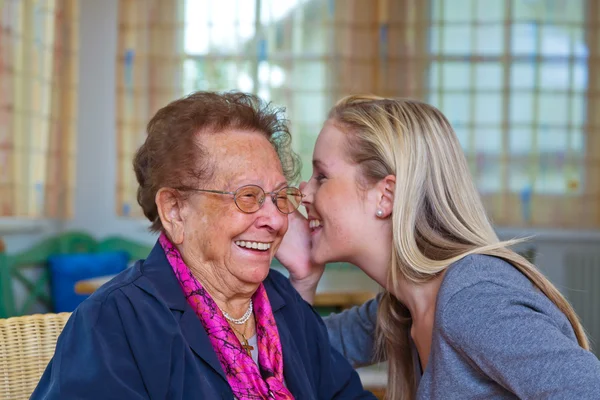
[234,241,272,251]
[309,220,323,229]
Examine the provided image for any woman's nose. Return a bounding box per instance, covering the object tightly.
[255,196,287,232]
[299,181,312,206]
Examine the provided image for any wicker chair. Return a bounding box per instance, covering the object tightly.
[0,312,71,400]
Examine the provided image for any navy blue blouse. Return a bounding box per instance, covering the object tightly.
[32,242,375,400]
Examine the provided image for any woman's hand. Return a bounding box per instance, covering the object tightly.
[276,209,325,304]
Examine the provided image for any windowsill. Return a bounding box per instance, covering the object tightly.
[495,227,600,242]
[0,219,53,235]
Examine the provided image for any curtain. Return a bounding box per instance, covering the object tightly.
[115,0,185,217]
[0,0,78,218]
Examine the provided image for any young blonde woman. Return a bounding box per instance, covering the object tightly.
[276,95,600,399]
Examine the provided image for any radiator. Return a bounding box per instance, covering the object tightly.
[564,251,600,356]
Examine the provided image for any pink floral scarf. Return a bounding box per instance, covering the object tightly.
[159,234,294,400]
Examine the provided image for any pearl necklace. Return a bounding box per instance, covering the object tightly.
[220,300,253,325]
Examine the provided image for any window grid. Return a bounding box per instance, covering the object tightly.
[116,0,600,227]
[429,0,596,226]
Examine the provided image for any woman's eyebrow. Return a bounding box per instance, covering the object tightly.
[312,159,327,170]
[273,181,289,190]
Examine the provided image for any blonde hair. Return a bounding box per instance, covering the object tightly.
[328,95,590,400]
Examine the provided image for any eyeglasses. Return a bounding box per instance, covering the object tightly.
[182,184,304,214]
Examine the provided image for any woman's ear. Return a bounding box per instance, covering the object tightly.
[156,188,185,244]
[375,175,395,218]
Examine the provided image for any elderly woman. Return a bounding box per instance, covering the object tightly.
[32,92,374,400]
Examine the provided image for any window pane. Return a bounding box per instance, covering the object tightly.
[183,59,207,92]
[571,129,585,153]
[238,21,257,46]
[440,93,471,125]
[430,26,442,54]
[571,95,585,131]
[560,0,585,23]
[185,0,256,54]
[428,92,440,109]
[509,159,531,192]
[261,0,302,24]
[442,62,471,90]
[208,22,241,53]
[183,59,203,91]
[509,128,533,154]
[541,25,575,57]
[443,0,473,21]
[475,154,502,193]
[258,62,288,90]
[536,154,567,194]
[293,20,330,55]
[292,93,327,125]
[290,61,326,91]
[297,127,320,181]
[267,87,286,110]
[571,27,588,58]
[540,63,570,90]
[475,128,501,154]
[512,0,582,23]
[475,24,504,55]
[296,124,320,153]
[573,62,588,91]
[510,92,534,123]
[539,128,568,152]
[475,0,505,22]
[183,59,253,91]
[475,63,502,90]
[512,23,538,55]
[431,0,443,22]
[185,0,212,54]
[236,0,256,25]
[511,63,535,89]
[430,61,441,89]
[475,93,502,124]
[538,94,569,125]
[512,0,538,21]
[453,124,470,151]
[442,26,473,54]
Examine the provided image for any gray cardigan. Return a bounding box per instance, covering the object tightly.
[324,254,600,399]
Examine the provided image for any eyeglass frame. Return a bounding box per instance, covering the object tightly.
[177,184,305,214]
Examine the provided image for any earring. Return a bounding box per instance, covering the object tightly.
[376,209,384,217]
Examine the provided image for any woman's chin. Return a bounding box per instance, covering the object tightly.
[310,246,337,267]
[244,266,271,284]
[229,260,271,285]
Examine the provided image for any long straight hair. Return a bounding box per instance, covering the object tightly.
[328,95,590,400]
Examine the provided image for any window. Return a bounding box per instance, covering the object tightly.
[0,0,78,219]
[116,0,600,228]
[116,0,425,217]
[182,0,331,180]
[430,0,598,227]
